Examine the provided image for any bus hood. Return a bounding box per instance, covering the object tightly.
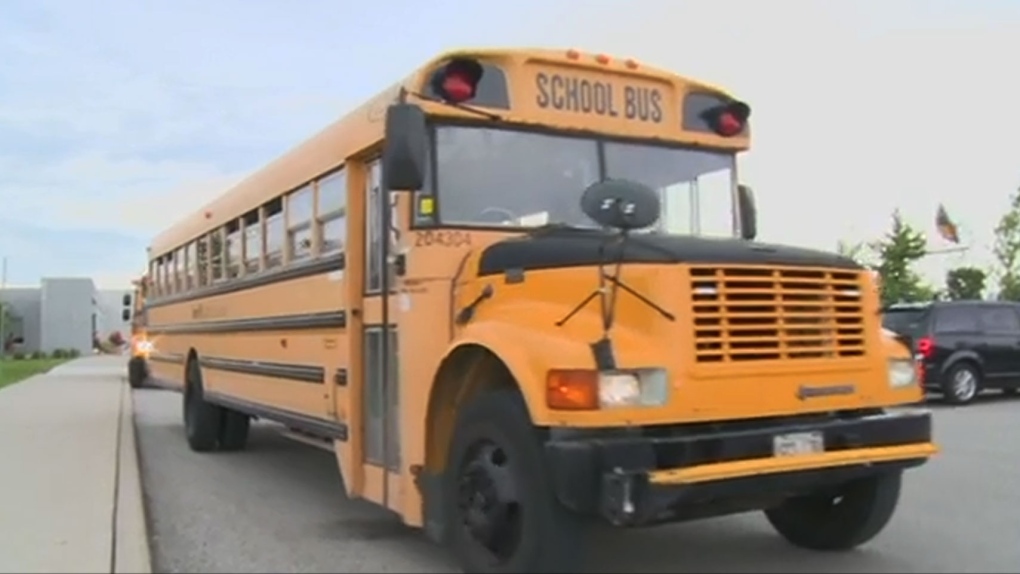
[475,230,861,277]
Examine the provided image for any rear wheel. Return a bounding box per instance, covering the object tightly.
[219,410,251,451]
[942,362,981,405]
[127,357,147,389]
[445,389,585,574]
[765,471,902,551]
[182,361,222,452]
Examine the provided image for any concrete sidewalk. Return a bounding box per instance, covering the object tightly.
[0,356,151,574]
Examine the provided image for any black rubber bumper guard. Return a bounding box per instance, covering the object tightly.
[544,409,933,526]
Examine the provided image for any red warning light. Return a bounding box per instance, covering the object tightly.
[706,101,750,137]
[430,58,484,104]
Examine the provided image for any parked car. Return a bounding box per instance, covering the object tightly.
[882,300,1020,405]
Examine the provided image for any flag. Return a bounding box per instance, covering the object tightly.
[935,204,960,244]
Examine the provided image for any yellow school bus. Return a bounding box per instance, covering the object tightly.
[143,48,936,572]
[125,274,152,388]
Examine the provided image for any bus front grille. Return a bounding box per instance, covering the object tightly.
[689,266,867,363]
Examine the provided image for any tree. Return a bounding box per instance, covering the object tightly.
[872,210,935,306]
[836,240,875,268]
[993,187,1020,301]
[944,266,987,300]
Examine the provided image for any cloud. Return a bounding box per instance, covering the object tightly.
[2,0,1019,291]
[543,0,1020,284]
[0,217,145,286]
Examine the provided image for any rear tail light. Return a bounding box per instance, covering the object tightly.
[916,336,934,359]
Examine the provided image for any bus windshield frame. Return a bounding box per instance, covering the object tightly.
[420,122,740,236]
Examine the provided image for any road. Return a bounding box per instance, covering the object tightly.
[135,388,1020,573]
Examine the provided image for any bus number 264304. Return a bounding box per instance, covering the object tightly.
[414,230,471,248]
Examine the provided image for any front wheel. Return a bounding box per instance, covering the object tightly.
[444,389,585,574]
[765,471,902,551]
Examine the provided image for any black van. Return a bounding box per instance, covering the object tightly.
[882,301,1020,404]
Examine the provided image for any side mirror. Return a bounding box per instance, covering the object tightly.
[381,103,428,191]
[122,293,132,307]
[737,184,757,241]
[122,309,131,322]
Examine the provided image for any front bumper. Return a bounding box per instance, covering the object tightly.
[544,409,936,526]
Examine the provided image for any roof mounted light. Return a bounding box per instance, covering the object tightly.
[429,58,484,104]
[702,100,750,137]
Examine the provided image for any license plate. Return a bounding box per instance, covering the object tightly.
[772,431,824,457]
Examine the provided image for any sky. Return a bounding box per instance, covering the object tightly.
[1,0,1018,289]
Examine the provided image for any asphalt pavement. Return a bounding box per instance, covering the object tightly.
[135,388,1020,573]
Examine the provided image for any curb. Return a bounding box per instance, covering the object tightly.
[113,379,152,574]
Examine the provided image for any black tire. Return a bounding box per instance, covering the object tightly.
[219,410,251,451]
[127,357,147,389]
[765,471,902,551]
[942,362,981,405]
[444,389,585,574]
[183,361,222,452]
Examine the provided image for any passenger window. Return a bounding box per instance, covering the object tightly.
[317,169,347,256]
[225,220,241,278]
[287,185,313,261]
[980,306,1020,333]
[933,307,980,333]
[158,256,167,295]
[174,247,185,291]
[208,229,225,282]
[288,184,314,224]
[152,259,161,296]
[264,199,284,268]
[321,218,346,255]
[186,241,198,290]
[242,209,261,274]
[195,236,209,287]
[157,255,167,295]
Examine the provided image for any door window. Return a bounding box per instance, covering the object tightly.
[932,306,980,333]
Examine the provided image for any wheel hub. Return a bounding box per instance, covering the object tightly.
[456,442,522,562]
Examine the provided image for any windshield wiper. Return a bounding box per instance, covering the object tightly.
[409,91,503,121]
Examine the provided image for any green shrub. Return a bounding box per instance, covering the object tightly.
[30,350,47,360]
[51,348,67,359]
[68,348,81,358]
[11,351,26,360]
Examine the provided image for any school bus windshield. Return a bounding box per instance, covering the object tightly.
[428,124,736,235]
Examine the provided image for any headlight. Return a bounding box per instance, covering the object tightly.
[136,340,154,353]
[887,358,917,388]
[598,368,669,408]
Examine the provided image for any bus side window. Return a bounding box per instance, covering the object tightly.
[287,184,314,262]
[264,198,284,269]
[242,209,261,274]
[174,247,185,292]
[150,258,160,297]
[186,241,198,290]
[157,256,166,296]
[196,236,211,287]
[209,228,225,282]
[317,169,347,256]
[225,219,241,279]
